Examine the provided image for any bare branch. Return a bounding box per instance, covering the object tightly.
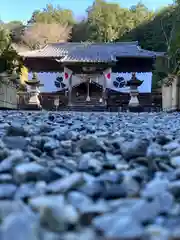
[169,22,176,48]
[160,18,169,47]
[21,23,72,49]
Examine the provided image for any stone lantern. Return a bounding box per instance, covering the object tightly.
[126,72,143,111]
[24,73,43,110]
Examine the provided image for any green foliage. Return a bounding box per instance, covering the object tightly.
[71,20,89,42]
[86,0,123,42]
[152,57,168,88]
[0,24,23,76]
[119,7,170,51]
[71,0,156,43]
[28,4,75,26]
[117,1,180,87]
[0,27,11,54]
[129,2,154,27]
[17,83,27,92]
[5,21,25,43]
[1,45,23,73]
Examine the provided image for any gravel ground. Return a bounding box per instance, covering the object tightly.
[0,111,180,239]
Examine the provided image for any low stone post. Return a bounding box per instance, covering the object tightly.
[54,96,59,111]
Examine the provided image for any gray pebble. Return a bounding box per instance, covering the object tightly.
[1,213,39,240]
[145,225,170,240]
[13,162,46,183]
[0,184,17,199]
[47,172,85,193]
[3,136,28,150]
[40,203,79,232]
[171,156,180,168]
[0,150,24,172]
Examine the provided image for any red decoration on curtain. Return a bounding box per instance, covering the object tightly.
[65,72,69,80]
[106,73,111,79]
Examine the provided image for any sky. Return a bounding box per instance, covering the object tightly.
[0,0,174,23]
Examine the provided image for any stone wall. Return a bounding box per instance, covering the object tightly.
[162,76,179,111]
[0,82,17,109]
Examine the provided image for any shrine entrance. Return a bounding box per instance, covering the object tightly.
[71,81,104,106]
[65,69,109,107]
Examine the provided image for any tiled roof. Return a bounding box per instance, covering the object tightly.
[19,42,165,62]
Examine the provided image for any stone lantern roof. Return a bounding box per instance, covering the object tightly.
[126,73,143,87]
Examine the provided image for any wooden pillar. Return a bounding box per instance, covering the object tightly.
[68,74,72,106]
[86,79,90,101]
[102,75,107,105]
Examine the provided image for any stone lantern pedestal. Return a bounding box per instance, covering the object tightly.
[129,87,140,106]
[127,73,143,112]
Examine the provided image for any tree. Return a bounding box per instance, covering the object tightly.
[149,0,180,87]
[4,21,25,43]
[21,23,71,49]
[71,20,89,42]
[160,1,180,75]
[28,4,75,26]
[0,24,25,74]
[84,0,155,42]
[139,0,180,88]
[87,0,124,42]
[0,27,10,54]
[129,2,154,27]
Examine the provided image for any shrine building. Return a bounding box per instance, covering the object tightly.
[19,41,164,111]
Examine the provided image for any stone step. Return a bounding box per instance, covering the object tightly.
[73,99,103,105]
[73,102,104,106]
[59,105,107,112]
[75,98,102,102]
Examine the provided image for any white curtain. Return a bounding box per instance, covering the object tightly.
[28,72,152,93]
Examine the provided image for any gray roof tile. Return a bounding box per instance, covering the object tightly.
[19,41,165,62]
